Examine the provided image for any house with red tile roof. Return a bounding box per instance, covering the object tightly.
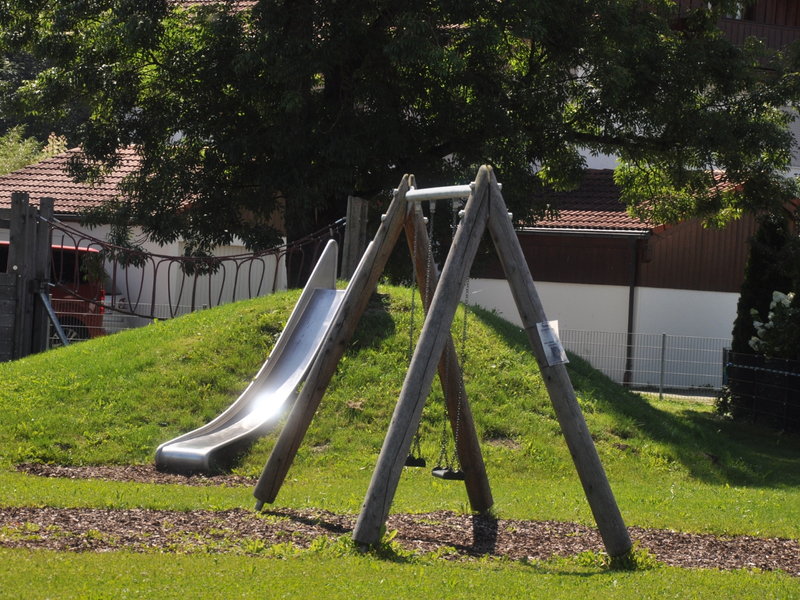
[0,148,287,321]
[0,148,141,219]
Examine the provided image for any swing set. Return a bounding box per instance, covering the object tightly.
[253,166,633,558]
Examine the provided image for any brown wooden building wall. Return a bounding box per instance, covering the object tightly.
[677,0,800,49]
[720,18,800,48]
[499,234,635,287]
[638,216,757,293]
[480,216,756,294]
[744,0,800,27]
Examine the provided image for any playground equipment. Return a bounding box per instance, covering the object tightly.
[252,166,632,558]
[155,240,348,472]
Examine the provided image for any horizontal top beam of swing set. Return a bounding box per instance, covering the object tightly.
[400,182,504,203]
[403,184,472,202]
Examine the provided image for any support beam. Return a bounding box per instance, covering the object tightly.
[31,198,54,354]
[9,192,32,359]
[404,200,493,513]
[253,176,415,506]
[352,167,492,546]
[485,172,632,558]
[341,195,368,280]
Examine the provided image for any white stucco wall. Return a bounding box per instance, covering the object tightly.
[633,287,738,339]
[469,278,630,332]
[468,278,737,390]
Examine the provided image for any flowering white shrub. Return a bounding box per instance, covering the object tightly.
[749,291,800,361]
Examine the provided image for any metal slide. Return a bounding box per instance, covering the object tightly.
[155,239,347,472]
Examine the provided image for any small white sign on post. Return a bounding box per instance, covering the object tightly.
[536,320,568,366]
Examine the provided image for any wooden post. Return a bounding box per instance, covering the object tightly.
[0,206,14,362]
[485,171,632,558]
[31,198,54,354]
[352,167,493,546]
[341,195,368,280]
[404,200,493,513]
[9,192,32,359]
[253,176,415,505]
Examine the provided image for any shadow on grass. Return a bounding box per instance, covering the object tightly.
[469,306,800,489]
[349,292,396,350]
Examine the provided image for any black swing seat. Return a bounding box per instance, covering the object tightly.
[431,466,465,480]
[404,455,427,468]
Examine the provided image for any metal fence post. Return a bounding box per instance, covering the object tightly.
[659,333,666,399]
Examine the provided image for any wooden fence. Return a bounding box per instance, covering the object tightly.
[0,193,53,361]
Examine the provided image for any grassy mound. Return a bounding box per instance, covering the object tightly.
[2,285,800,537]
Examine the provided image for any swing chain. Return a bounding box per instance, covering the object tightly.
[406,198,428,468]
[425,200,435,310]
[434,197,470,473]
[452,276,469,472]
[407,200,418,366]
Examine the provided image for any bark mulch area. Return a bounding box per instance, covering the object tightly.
[6,464,800,575]
[16,463,255,488]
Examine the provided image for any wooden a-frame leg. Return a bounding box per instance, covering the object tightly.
[485,171,632,558]
[405,202,493,513]
[253,176,414,506]
[353,168,493,546]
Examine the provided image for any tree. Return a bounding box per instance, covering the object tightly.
[0,126,67,176]
[749,290,800,362]
[0,0,798,254]
[731,213,800,354]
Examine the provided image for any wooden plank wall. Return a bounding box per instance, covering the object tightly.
[638,216,757,293]
[0,274,15,362]
[478,216,756,294]
[478,234,633,287]
[720,18,800,49]
[745,0,800,28]
[679,0,800,27]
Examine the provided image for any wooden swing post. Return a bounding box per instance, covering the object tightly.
[404,200,493,513]
[253,176,415,505]
[353,169,492,545]
[485,178,631,557]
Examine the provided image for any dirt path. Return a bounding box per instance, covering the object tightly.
[4,464,798,575]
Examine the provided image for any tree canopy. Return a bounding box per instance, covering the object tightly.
[0,126,66,176]
[1,0,798,253]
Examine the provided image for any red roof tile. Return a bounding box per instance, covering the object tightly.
[529,169,653,232]
[0,148,140,216]
[0,158,657,232]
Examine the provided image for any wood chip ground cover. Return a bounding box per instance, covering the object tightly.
[5,464,800,576]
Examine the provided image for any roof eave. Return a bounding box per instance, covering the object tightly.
[517,226,652,239]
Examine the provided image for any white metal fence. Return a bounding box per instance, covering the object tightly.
[47,302,215,347]
[560,330,731,396]
[50,297,731,398]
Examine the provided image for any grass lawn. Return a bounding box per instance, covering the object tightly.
[1,285,799,597]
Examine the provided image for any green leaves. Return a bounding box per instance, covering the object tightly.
[0,125,66,176]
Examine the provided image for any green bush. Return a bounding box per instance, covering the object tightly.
[731,214,798,355]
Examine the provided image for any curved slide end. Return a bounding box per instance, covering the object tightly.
[155,240,343,473]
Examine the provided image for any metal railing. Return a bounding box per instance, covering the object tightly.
[560,330,732,397]
[42,218,345,323]
[723,352,800,428]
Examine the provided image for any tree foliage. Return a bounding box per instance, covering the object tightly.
[749,290,800,362]
[0,126,67,176]
[730,213,800,354]
[1,0,799,252]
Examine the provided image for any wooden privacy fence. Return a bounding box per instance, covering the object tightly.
[0,193,54,361]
